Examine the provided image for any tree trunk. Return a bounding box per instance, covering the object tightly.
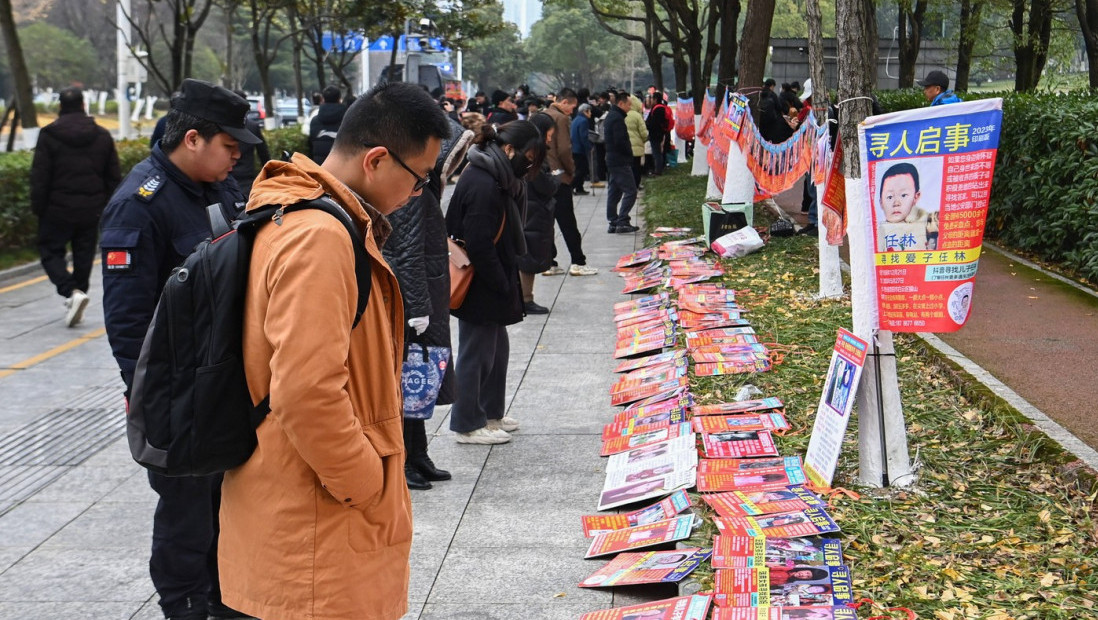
[1012,0,1054,91]
[805,0,829,112]
[837,0,874,176]
[1076,0,1098,88]
[0,0,38,129]
[897,0,927,88]
[956,0,984,92]
[387,31,400,82]
[864,0,879,88]
[737,0,777,89]
[716,0,741,101]
[224,4,235,88]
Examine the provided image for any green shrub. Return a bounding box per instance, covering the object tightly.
[266,127,307,160]
[117,138,150,174]
[0,152,36,252]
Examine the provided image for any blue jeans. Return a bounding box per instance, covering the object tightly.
[606,165,638,227]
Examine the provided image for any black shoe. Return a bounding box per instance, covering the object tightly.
[405,462,433,490]
[410,455,452,481]
[608,224,617,233]
[524,300,549,315]
[574,188,589,195]
[615,224,640,234]
[797,224,819,236]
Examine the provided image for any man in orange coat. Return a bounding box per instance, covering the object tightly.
[218,82,451,619]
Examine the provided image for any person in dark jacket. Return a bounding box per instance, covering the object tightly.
[604,91,639,233]
[100,78,258,620]
[383,116,473,489]
[308,85,347,164]
[231,90,270,195]
[569,103,593,195]
[30,87,121,327]
[759,79,795,144]
[645,91,670,176]
[518,113,560,314]
[485,89,518,125]
[445,121,544,444]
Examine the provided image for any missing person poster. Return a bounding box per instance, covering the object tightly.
[858,99,1003,332]
[804,329,869,487]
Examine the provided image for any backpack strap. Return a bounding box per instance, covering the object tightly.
[243,196,374,427]
[207,203,233,239]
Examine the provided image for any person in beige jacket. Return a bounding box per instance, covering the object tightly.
[625,94,648,187]
[218,82,451,620]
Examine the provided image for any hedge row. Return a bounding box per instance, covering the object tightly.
[0,128,307,254]
[877,89,1098,284]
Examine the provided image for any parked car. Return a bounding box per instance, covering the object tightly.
[276,98,312,126]
[246,96,281,127]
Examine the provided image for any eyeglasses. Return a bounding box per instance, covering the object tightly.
[362,143,429,191]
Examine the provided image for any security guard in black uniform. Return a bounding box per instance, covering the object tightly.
[100,79,260,620]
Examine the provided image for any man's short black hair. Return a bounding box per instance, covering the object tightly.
[333,81,451,158]
[58,87,84,114]
[322,86,342,104]
[159,109,223,153]
[556,87,578,103]
[764,78,776,88]
[879,162,921,196]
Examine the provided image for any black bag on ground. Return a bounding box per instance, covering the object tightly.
[127,197,371,476]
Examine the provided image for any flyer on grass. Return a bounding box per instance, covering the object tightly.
[602,448,698,488]
[710,605,859,619]
[714,565,854,608]
[693,412,790,434]
[584,515,697,558]
[597,468,697,511]
[804,329,868,487]
[698,456,802,474]
[713,507,841,539]
[702,485,824,519]
[711,536,844,569]
[581,489,692,537]
[692,397,785,417]
[601,422,693,457]
[614,349,687,373]
[607,434,697,472]
[602,409,691,440]
[581,594,713,620]
[701,429,780,459]
[859,98,1003,332]
[578,548,712,588]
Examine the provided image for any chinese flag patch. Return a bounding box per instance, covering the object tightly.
[106,250,132,272]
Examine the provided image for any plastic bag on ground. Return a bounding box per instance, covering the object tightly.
[711,226,765,258]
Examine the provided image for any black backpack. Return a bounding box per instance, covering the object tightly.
[127,197,371,476]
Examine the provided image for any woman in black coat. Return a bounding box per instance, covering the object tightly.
[516,112,559,315]
[384,116,473,489]
[445,120,544,444]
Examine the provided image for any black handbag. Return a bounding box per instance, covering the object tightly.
[769,219,795,237]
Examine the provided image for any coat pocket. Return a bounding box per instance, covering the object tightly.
[347,415,412,553]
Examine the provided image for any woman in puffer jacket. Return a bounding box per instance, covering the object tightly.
[625,94,648,187]
[516,112,559,315]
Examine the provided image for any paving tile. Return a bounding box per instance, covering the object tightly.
[0,546,30,573]
[449,499,590,550]
[0,601,140,618]
[39,500,153,550]
[427,547,610,606]
[26,464,133,504]
[0,547,150,602]
[0,501,87,547]
[418,602,609,620]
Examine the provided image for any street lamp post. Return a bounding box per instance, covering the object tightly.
[116,0,132,139]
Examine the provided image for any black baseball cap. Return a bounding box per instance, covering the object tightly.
[918,70,950,90]
[174,78,261,144]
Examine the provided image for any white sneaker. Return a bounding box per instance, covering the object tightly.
[569,264,598,276]
[65,290,89,327]
[486,416,520,432]
[541,266,566,276]
[455,427,512,445]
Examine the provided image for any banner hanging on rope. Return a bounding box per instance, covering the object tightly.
[675,97,695,142]
[727,93,829,197]
[858,98,1003,333]
[698,90,717,146]
[707,95,730,194]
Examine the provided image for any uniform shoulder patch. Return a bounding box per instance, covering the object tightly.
[134,175,163,202]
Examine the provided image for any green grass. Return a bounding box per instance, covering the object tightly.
[641,168,1098,619]
[0,248,38,272]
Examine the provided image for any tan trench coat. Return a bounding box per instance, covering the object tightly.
[219,154,411,620]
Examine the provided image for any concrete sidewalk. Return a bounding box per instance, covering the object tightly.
[0,187,656,618]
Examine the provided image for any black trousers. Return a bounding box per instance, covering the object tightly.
[649,133,666,175]
[551,184,587,266]
[450,320,509,433]
[632,156,644,187]
[147,471,225,617]
[594,143,608,181]
[37,216,98,298]
[571,151,588,192]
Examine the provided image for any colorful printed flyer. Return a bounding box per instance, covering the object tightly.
[581,489,693,538]
[578,548,712,588]
[585,515,697,558]
[710,605,859,619]
[607,434,697,472]
[859,98,1003,332]
[614,349,687,374]
[701,430,780,459]
[712,507,841,539]
[581,594,713,620]
[698,456,802,474]
[697,465,808,494]
[711,536,844,569]
[702,485,824,519]
[602,409,691,440]
[692,397,785,417]
[804,329,869,487]
[714,565,854,607]
[693,413,791,434]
